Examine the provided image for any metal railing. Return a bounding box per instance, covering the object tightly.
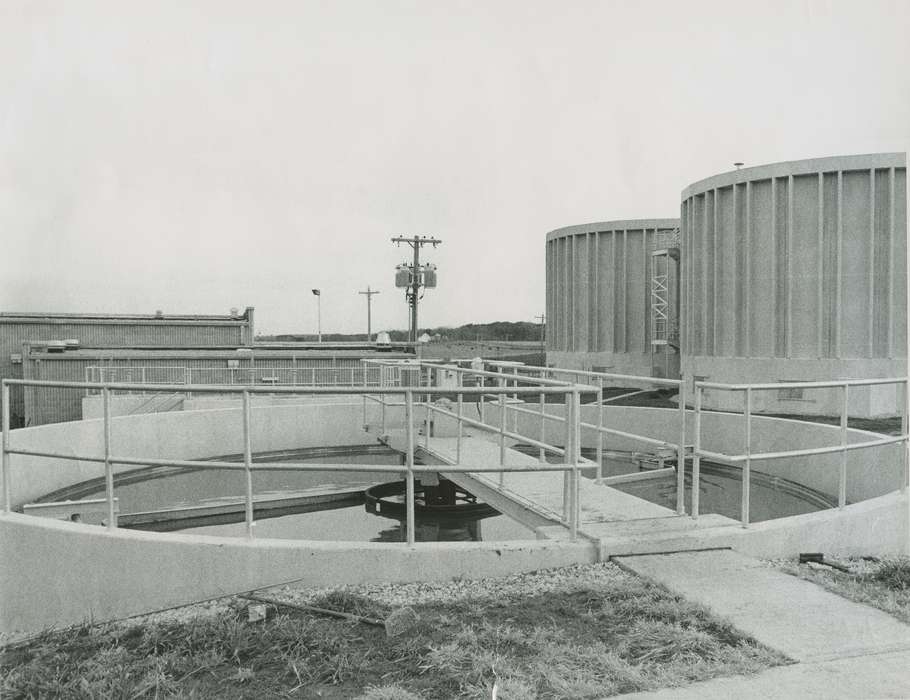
[2,375,588,543]
[482,361,688,515]
[360,359,593,534]
[691,377,910,527]
[84,364,383,394]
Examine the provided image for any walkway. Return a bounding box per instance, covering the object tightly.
[423,435,674,524]
[617,648,910,699]
[615,549,910,698]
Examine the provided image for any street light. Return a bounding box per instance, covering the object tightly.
[311,289,321,342]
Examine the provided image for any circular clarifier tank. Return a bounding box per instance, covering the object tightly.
[34,445,536,542]
[680,152,907,416]
[545,219,681,376]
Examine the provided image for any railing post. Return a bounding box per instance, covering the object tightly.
[571,389,581,541]
[102,386,116,529]
[839,384,849,508]
[596,378,604,479]
[539,391,546,463]
[903,379,909,493]
[498,374,506,484]
[676,380,687,515]
[562,389,572,524]
[512,366,520,433]
[362,361,368,428]
[404,390,416,546]
[2,382,10,512]
[456,391,463,464]
[692,384,702,519]
[242,390,254,538]
[742,387,752,527]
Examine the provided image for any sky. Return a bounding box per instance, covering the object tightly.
[1,0,908,335]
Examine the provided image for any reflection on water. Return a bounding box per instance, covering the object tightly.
[70,445,535,542]
[63,443,834,539]
[181,504,532,541]
[615,466,836,522]
[515,444,835,523]
[371,518,481,543]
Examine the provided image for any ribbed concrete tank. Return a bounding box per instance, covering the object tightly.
[546,219,681,376]
[680,152,907,417]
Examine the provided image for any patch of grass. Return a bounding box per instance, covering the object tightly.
[872,559,910,591]
[1,566,786,699]
[775,556,910,624]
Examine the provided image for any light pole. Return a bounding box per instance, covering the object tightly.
[311,289,321,342]
[358,286,380,341]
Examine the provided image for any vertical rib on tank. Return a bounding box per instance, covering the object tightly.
[545,219,680,376]
[680,152,907,417]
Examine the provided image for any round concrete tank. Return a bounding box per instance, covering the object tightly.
[680,152,907,417]
[546,219,681,376]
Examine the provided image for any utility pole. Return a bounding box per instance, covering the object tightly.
[392,236,442,343]
[358,286,380,341]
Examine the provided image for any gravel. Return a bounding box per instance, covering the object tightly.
[274,562,628,608]
[112,562,630,629]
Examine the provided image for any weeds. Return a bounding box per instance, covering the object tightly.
[1,566,785,699]
[776,555,910,624]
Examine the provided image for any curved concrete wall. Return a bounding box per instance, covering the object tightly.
[1,403,905,641]
[680,152,907,415]
[7,401,405,507]
[545,219,680,375]
[485,403,905,504]
[0,513,593,643]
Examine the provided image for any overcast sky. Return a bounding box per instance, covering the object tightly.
[1,1,907,335]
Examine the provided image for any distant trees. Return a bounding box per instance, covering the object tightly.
[258,321,543,343]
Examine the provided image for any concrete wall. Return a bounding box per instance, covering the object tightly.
[599,491,908,560]
[680,153,907,417]
[545,219,680,376]
[480,403,905,504]
[0,512,594,642]
[6,402,385,507]
[1,400,906,641]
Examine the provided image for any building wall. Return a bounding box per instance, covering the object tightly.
[19,347,407,426]
[1,308,255,426]
[545,219,680,376]
[680,153,907,416]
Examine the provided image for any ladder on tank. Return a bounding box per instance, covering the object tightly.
[650,229,680,377]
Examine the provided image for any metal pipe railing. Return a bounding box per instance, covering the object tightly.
[12,367,903,542]
[102,388,115,529]
[692,376,909,526]
[404,390,416,546]
[242,390,254,537]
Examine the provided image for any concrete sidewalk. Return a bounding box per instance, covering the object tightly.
[617,648,910,699]
[614,549,910,699]
[615,549,910,663]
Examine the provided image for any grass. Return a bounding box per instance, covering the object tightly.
[774,556,910,624]
[1,566,786,699]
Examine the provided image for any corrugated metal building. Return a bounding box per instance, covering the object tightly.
[1,308,255,426]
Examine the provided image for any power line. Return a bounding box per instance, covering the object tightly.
[391,236,442,343]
